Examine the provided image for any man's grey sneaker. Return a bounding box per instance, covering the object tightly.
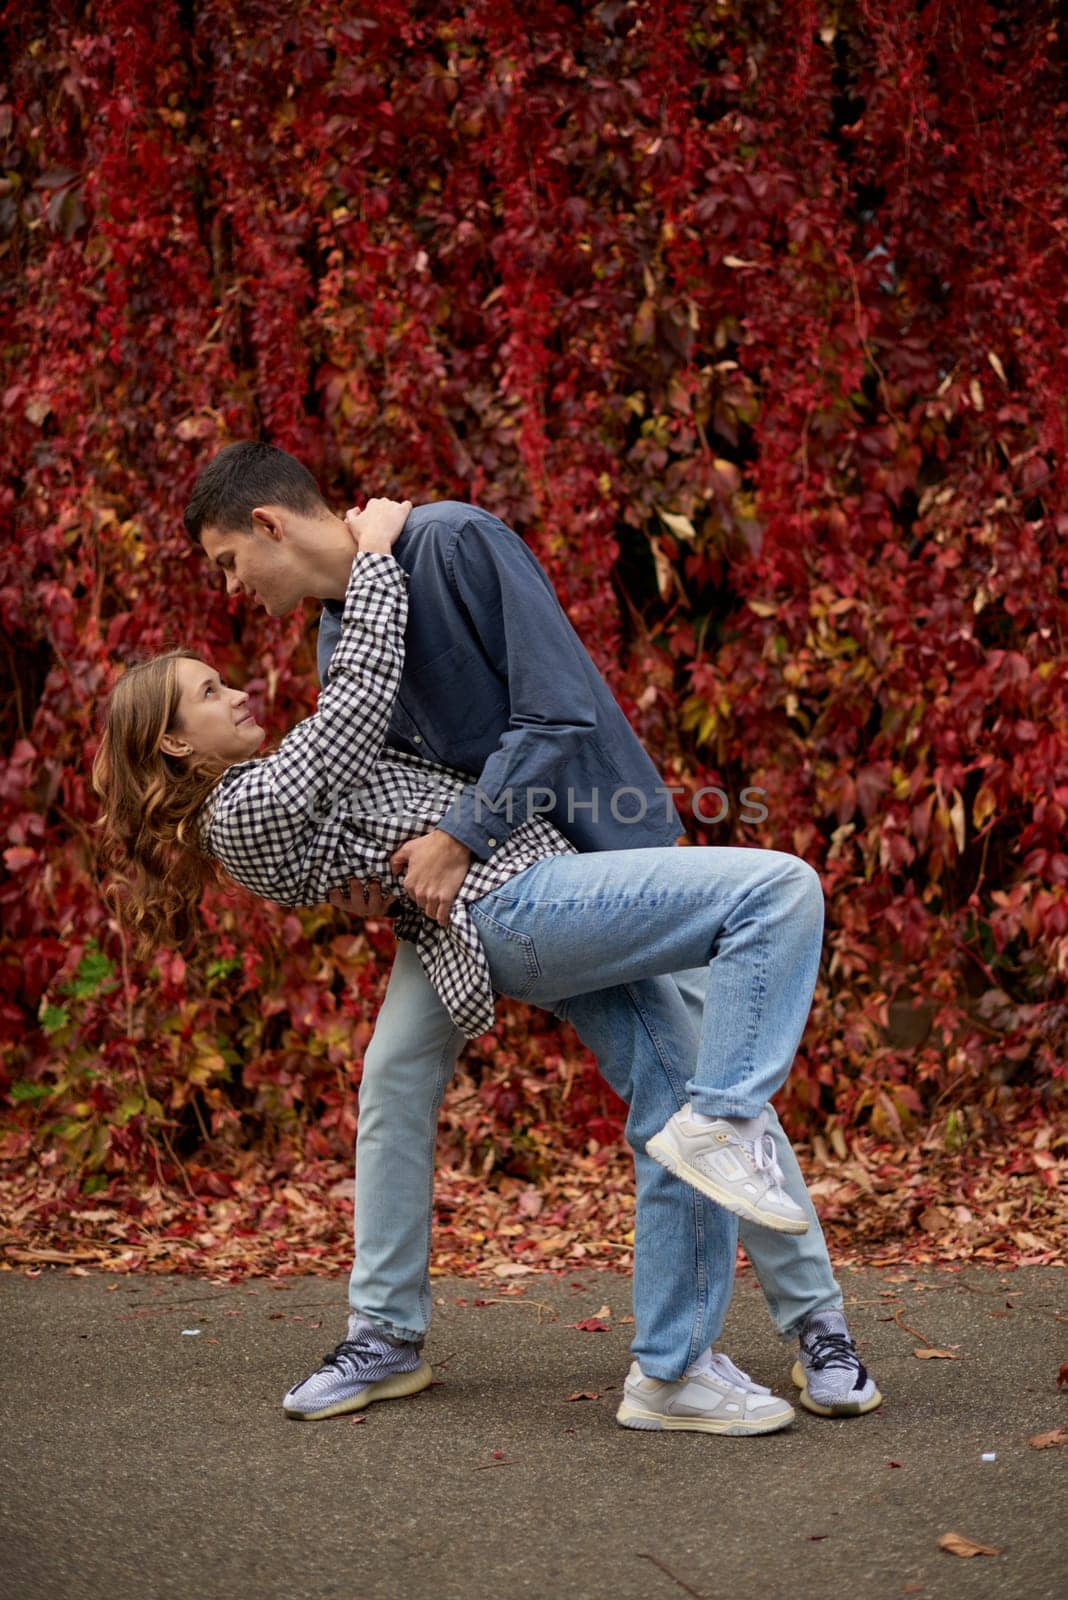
[791,1309,882,1417]
[283,1315,432,1421]
[646,1108,809,1234]
[616,1349,795,1436]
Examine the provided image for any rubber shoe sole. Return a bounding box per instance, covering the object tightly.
[790,1359,883,1417]
[646,1129,809,1234]
[616,1400,794,1436]
[285,1358,433,1421]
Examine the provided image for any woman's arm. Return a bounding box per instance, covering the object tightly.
[205,534,409,898]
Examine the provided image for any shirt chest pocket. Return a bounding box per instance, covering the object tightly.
[398,641,508,762]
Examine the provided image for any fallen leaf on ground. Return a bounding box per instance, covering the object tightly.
[6,1246,110,1264]
[566,1390,600,1402]
[938,1533,1004,1558]
[593,1303,612,1319]
[349,1415,366,1425]
[568,1317,610,1332]
[886,1460,903,1468]
[1028,1428,1064,1450]
[1058,1365,1068,1389]
[914,1347,959,1359]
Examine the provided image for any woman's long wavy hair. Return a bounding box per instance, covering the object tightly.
[92,651,227,958]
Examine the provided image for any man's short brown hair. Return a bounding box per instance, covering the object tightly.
[183,442,327,544]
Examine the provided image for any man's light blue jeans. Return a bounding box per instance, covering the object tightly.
[350,847,843,1379]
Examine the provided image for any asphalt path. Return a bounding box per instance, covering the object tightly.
[1,1264,1064,1600]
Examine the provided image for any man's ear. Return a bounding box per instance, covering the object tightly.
[250,506,285,541]
[160,733,192,758]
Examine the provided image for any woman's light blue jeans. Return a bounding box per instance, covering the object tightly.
[350,846,843,1380]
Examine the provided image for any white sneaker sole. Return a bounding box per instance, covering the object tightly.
[284,1359,433,1421]
[646,1131,809,1234]
[616,1400,795,1436]
[790,1359,883,1417]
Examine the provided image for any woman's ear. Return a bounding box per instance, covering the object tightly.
[159,733,192,758]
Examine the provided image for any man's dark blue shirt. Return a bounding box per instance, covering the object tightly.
[317,502,682,860]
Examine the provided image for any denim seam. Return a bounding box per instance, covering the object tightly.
[415,1030,462,1334]
[619,982,712,1374]
[470,903,541,996]
[688,887,773,1119]
[351,1024,461,1347]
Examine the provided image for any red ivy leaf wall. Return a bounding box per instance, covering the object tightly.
[0,0,1065,1188]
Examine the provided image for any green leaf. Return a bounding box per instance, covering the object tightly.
[205,956,241,982]
[54,1117,89,1142]
[10,1080,53,1102]
[82,1173,108,1195]
[62,942,117,1000]
[39,1004,70,1035]
[115,1094,144,1125]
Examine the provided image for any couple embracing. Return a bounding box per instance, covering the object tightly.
[95,441,881,1435]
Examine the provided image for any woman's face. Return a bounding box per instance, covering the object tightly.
[160,658,266,765]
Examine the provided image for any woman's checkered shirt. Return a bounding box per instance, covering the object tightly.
[198,552,576,1039]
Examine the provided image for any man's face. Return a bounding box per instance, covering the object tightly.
[200,514,308,617]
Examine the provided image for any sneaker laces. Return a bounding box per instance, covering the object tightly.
[802,1328,868,1381]
[318,1325,390,1377]
[689,1348,772,1395]
[749,1130,792,1204]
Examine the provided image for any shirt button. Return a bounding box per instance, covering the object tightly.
[413,736,422,744]
[487,837,497,847]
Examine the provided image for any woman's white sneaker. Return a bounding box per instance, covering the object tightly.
[647,1108,809,1233]
[616,1349,795,1435]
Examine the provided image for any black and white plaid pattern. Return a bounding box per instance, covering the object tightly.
[200,552,575,1038]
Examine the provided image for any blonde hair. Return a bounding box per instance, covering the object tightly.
[92,651,226,958]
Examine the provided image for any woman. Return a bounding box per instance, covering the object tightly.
[95,496,826,1430]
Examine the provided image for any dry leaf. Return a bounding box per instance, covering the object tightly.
[569,1317,610,1332]
[566,1390,600,1402]
[656,507,697,544]
[918,1205,953,1235]
[593,1304,612,1320]
[6,1246,109,1263]
[938,1532,1003,1559]
[914,1347,959,1359]
[1058,1364,1068,1389]
[1028,1428,1064,1450]
[987,350,1008,384]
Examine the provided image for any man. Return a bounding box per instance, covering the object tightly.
[184,441,881,1426]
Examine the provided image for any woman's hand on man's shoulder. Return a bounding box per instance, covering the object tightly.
[344,497,413,554]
